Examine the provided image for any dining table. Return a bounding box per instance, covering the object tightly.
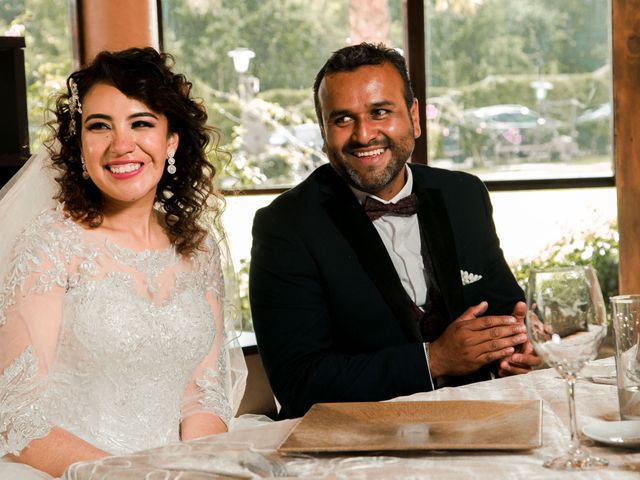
[62,357,640,479]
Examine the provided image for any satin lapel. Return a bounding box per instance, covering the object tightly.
[320,170,422,342]
[414,187,465,322]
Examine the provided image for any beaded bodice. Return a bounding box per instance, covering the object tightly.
[0,207,234,456]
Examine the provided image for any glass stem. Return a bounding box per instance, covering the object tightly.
[566,376,581,452]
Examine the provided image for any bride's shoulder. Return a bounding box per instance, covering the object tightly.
[16,203,84,251]
[3,204,86,289]
[192,231,221,261]
[188,232,231,280]
[25,203,80,235]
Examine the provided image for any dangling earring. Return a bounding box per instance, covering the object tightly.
[81,156,89,179]
[167,151,176,174]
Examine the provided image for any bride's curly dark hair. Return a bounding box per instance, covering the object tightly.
[49,47,223,256]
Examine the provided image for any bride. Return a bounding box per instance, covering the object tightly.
[0,47,246,478]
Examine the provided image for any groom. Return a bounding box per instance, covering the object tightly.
[250,43,539,419]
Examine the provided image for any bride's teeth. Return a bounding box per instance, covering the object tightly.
[356,148,385,157]
[109,163,141,174]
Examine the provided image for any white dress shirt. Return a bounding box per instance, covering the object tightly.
[350,166,428,307]
[351,167,436,389]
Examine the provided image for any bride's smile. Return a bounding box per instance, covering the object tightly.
[105,161,144,177]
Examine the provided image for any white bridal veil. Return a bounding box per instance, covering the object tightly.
[0,145,60,287]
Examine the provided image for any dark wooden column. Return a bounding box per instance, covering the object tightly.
[0,36,29,187]
[404,0,427,165]
[75,0,160,65]
[613,0,640,293]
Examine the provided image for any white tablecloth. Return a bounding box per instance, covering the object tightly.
[63,358,640,479]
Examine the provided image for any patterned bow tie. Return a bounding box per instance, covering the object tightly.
[363,193,419,221]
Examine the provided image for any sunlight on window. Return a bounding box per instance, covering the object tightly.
[425,0,613,181]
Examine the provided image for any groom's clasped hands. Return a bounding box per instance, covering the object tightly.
[428,301,541,379]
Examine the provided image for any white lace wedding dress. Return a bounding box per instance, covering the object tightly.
[0,205,247,479]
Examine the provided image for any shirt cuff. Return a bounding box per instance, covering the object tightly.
[423,342,436,391]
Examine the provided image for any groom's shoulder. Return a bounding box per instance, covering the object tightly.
[259,164,335,215]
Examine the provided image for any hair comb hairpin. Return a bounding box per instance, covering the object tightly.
[68,78,82,136]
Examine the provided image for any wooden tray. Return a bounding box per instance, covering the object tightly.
[278,400,542,453]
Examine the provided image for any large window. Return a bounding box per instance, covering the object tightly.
[162,0,614,188]
[425,0,613,182]
[1,0,74,149]
[161,0,407,190]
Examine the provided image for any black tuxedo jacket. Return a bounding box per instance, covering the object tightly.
[250,163,524,419]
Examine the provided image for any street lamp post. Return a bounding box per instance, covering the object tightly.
[530,80,553,110]
[227,47,265,154]
[227,47,254,74]
[227,47,256,102]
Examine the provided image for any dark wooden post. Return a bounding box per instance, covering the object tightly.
[0,36,29,187]
[76,0,161,65]
[613,0,640,293]
[404,0,427,165]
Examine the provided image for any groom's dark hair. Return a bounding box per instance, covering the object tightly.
[312,43,415,125]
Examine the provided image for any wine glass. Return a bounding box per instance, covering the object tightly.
[526,265,608,470]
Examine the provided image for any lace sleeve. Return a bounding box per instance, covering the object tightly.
[0,211,71,456]
[180,236,247,429]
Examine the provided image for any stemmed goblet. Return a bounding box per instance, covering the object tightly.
[526,265,608,470]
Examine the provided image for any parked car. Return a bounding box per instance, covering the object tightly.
[576,102,611,154]
[460,104,576,163]
[576,102,610,123]
[269,123,323,150]
[268,122,326,166]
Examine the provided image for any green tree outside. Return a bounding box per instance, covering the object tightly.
[4,0,611,181]
[1,0,72,150]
